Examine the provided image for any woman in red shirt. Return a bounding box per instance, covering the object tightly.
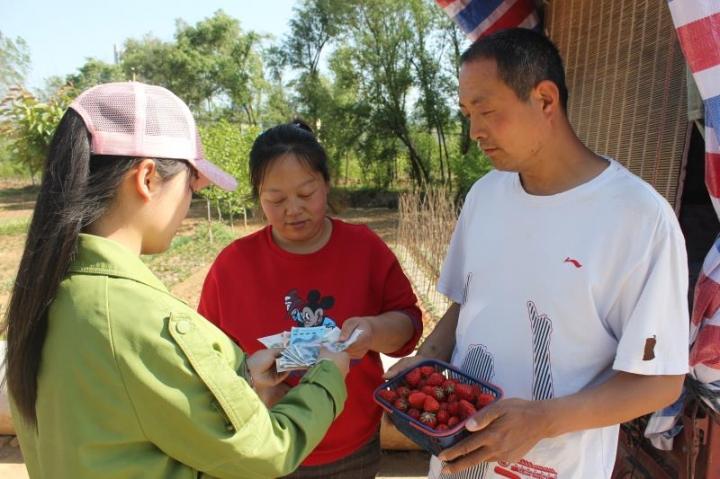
[199,120,422,478]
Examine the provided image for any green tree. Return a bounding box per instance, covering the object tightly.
[197,121,259,221]
[122,11,266,123]
[64,58,125,94]
[343,0,432,186]
[274,0,350,129]
[322,45,368,183]
[408,1,456,187]
[0,86,72,182]
[0,32,30,97]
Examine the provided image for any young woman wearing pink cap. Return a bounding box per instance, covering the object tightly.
[3,82,350,479]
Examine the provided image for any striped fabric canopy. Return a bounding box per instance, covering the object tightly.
[435,0,539,41]
[667,0,720,419]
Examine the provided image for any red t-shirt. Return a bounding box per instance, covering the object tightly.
[198,218,422,465]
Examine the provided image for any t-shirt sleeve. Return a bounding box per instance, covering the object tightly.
[610,210,690,376]
[437,188,474,305]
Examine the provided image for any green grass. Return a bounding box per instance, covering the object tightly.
[142,221,237,287]
[0,276,15,298]
[0,183,39,200]
[0,218,30,236]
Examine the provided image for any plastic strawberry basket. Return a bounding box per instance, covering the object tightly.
[374,359,503,456]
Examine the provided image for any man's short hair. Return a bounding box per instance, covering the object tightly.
[460,28,569,110]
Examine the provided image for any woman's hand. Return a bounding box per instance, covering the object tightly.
[339,316,375,359]
[247,348,289,388]
[256,382,292,408]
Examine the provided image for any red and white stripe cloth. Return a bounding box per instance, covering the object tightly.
[669,0,720,214]
[435,0,539,41]
[669,0,720,412]
[647,0,720,449]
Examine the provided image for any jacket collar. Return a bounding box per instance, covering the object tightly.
[69,234,170,294]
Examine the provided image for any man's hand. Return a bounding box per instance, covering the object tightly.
[438,372,685,474]
[339,316,375,359]
[438,398,550,474]
[246,348,289,388]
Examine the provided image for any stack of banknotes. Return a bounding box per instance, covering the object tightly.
[259,326,362,372]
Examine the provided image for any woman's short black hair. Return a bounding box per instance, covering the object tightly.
[249,119,330,199]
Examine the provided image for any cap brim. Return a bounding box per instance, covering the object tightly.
[193,159,237,191]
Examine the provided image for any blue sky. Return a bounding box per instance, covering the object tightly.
[1,0,298,91]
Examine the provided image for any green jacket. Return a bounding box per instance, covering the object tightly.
[12,234,347,479]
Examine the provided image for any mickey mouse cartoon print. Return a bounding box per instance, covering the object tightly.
[284,289,337,328]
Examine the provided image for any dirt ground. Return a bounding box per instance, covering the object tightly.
[0,437,430,479]
[0,182,431,478]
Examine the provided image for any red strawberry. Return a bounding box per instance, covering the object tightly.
[420,365,435,377]
[420,411,437,429]
[447,393,458,402]
[394,398,408,412]
[437,424,450,432]
[427,372,445,386]
[447,400,460,416]
[447,416,460,428]
[423,396,440,413]
[455,384,474,401]
[458,399,477,419]
[439,402,449,411]
[396,386,411,398]
[404,368,422,387]
[408,392,427,409]
[432,386,445,401]
[417,379,427,388]
[378,389,398,403]
[476,392,494,408]
[407,408,421,420]
[471,385,483,398]
[442,379,456,395]
[421,385,435,396]
[437,409,450,424]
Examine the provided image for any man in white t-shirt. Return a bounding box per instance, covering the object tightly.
[387,28,689,479]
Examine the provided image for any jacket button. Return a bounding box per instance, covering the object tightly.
[176,320,191,334]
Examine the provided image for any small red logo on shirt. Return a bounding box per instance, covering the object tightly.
[564,257,582,268]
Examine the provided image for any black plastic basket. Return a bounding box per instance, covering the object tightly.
[374,359,503,456]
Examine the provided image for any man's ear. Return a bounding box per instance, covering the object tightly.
[533,80,561,117]
[132,159,159,202]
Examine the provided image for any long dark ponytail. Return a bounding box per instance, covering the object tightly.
[3,109,189,426]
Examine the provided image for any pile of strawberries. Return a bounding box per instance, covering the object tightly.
[378,364,494,432]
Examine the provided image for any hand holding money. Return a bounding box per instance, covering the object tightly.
[246,348,289,387]
[338,317,375,359]
[259,326,364,372]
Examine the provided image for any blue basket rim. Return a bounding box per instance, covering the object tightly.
[373,358,504,438]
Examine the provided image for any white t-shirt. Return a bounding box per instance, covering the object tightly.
[429,159,689,479]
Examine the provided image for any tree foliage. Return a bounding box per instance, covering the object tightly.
[122,11,266,124]
[197,121,259,217]
[0,32,30,98]
[1,3,492,196]
[0,86,72,181]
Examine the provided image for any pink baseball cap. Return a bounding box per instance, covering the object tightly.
[69,82,237,191]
